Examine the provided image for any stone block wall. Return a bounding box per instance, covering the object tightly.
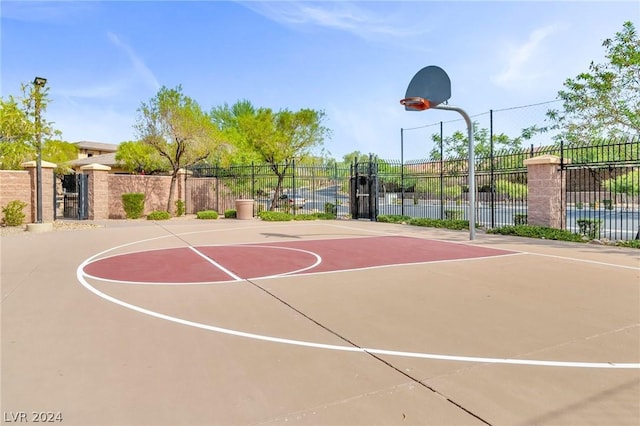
[0,170,31,220]
[107,174,173,219]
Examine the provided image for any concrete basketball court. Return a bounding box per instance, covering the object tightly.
[1,218,639,425]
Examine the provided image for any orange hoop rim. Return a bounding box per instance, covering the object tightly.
[400,97,431,111]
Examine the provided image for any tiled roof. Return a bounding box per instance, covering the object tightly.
[73,141,119,152]
[67,153,119,167]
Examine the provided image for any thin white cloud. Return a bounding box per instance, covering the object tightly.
[240,1,430,40]
[0,0,97,23]
[57,32,160,100]
[493,25,559,88]
[107,32,161,91]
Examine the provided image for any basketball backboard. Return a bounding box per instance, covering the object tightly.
[401,65,451,111]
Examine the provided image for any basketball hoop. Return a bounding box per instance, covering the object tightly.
[400,97,431,111]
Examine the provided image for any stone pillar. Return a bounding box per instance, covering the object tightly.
[81,163,111,220]
[21,160,56,223]
[523,155,567,229]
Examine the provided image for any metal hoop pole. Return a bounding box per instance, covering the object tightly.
[433,104,475,240]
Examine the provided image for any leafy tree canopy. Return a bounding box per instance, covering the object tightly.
[115,140,169,175]
[135,85,223,211]
[429,122,523,160]
[0,83,61,170]
[547,21,640,143]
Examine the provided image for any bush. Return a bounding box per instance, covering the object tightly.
[1,200,27,227]
[147,211,170,220]
[616,239,640,249]
[197,210,219,219]
[324,202,337,215]
[514,213,528,225]
[444,210,463,220]
[293,212,336,221]
[408,217,471,231]
[577,219,602,239]
[258,211,292,221]
[486,225,584,242]
[377,215,411,223]
[122,193,145,219]
[224,209,236,218]
[175,200,185,217]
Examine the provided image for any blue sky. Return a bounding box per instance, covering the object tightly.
[1,1,638,161]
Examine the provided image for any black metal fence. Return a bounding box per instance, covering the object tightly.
[561,138,639,241]
[184,137,638,240]
[186,162,351,217]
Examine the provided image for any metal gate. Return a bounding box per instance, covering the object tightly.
[350,160,378,220]
[56,173,89,220]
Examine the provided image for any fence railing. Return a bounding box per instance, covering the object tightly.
[184,137,638,239]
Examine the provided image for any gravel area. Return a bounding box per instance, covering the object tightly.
[0,221,103,237]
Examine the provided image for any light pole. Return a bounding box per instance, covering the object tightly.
[33,76,47,223]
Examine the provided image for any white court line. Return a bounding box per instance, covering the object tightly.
[328,223,640,271]
[188,246,242,281]
[76,227,640,369]
[524,251,640,271]
[83,244,323,285]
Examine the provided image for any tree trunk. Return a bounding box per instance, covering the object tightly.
[166,172,177,213]
[270,173,285,211]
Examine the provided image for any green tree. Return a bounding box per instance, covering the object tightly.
[341,150,370,165]
[602,170,639,196]
[115,140,168,174]
[215,102,331,210]
[210,100,262,165]
[134,86,222,212]
[0,82,60,169]
[429,123,522,160]
[547,21,640,143]
[41,140,78,175]
[0,97,32,169]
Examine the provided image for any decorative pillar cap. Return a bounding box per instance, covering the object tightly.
[523,155,570,165]
[80,163,112,171]
[21,160,57,169]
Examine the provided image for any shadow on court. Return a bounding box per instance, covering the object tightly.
[2,219,638,425]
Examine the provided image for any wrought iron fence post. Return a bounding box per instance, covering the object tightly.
[440,121,444,219]
[251,162,255,199]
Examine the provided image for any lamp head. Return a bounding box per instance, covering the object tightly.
[33,77,47,87]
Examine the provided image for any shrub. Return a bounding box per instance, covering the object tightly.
[324,202,337,215]
[514,213,528,225]
[293,214,317,221]
[147,211,170,220]
[616,239,640,249]
[408,217,471,231]
[444,210,463,220]
[1,200,27,227]
[122,193,145,219]
[224,209,236,218]
[175,199,185,217]
[377,215,411,223]
[258,211,292,221]
[576,219,602,239]
[487,225,584,242]
[197,210,219,219]
[293,212,336,221]
[495,180,528,200]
